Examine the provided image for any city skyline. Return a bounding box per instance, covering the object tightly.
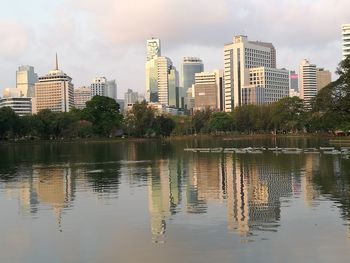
[0,0,348,99]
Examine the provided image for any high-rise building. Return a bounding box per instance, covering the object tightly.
[16,65,38,97]
[146,38,161,62]
[91,77,107,97]
[106,80,117,101]
[124,89,140,111]
[316,68,332,91]
[146,56,179,106]
[342,24,350,59]
[290,71,299,92]
[0,97,32,116]
[299,59,317,106]
[34,55,74,113]
[168,66,179,108]
[90,77,117,101]
[243,67,289,105]
[74,87,91,109]
[194,70,223,111]
[224,36,276,111]
[180,57,204,109]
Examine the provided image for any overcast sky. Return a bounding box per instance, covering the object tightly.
[0,0,348,98]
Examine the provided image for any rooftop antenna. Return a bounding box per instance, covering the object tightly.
[55,52,59,70]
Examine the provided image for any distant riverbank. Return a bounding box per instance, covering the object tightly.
[1,133,349,146]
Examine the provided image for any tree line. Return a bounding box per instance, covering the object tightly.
[0,58,349,140]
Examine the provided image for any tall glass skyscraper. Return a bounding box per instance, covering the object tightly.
[16,65,38,97]
[180,57,204,91]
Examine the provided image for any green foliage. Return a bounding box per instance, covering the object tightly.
[208,112,233,132]
[83,96,123,137]
[124,101,156,137]
[0,107,19,139]
[191,108,212,134]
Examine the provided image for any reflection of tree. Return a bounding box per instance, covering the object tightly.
[312,156,350,221]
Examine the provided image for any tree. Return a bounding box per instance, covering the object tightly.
[311,57,350,131]
[83,96,123,137]
[208,112,233,133]
[191,108,212,134]
[124,101,156,137]
[0,107,18,139]
[271,97,306,133]
[154,115,176,137]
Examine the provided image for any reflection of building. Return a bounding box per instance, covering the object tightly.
[302,154,320,206]
[147,159,181,242]
[222,155,291,239]
[32,165,75,230]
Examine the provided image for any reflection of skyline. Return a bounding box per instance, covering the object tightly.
[1,149,350,241]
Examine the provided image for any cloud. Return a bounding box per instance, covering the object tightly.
[0,20,29,59]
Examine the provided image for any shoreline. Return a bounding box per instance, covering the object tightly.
[1,133,349,145]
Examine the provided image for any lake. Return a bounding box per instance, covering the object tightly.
[1,137,350,263]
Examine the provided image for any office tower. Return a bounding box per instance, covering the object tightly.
[342,24,350,59]
[146,56,179,106]
[180,57,204,107]
[124,89,139,111]
[146,38,161,62]
[224,36,276,111]
[242,67,289,105]
[16,65,38,97]
[33,55,74,113]
[299,59,317,106]
[106,80,117,101]
[0,97,32,116]
[194,70,223,111]
[316,68,332,91]
[74,87,91,109]
[91,77,107,97]
[168,65,179,108]
[290,71,299,92]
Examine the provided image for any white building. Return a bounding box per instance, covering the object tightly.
[342,24,350,59]
[34,55,74,113]
[224,35,276,111]
[74,87,91,109]
[16,65,38,97]
[90,77,117,101]
[0,97,32,116]
[245,67,289,104]
[299,59,317,106]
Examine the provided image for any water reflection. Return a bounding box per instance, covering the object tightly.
[1,140,350,245]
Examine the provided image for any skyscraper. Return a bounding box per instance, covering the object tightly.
[342,24,350,59]
[224,36,276,111]
[299,59,317,106]
[194,70,223,111]
[316,68,332,91]
[33,55,74,113]
[90,77,117,101]
[146,38,161,62]
[16,65,38,97]
[180,57,204,108]
[74,87,91,109]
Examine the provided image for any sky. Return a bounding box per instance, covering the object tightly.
[0,0,349,99]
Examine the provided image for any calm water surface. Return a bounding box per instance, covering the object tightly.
[1,137,350,263]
